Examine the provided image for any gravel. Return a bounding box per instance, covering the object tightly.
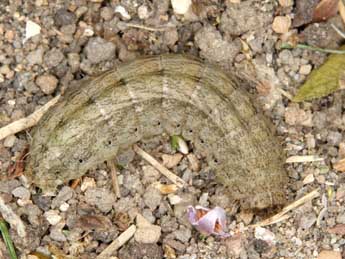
[1,0,345,258]
[35,74,58,95]
[84,187,116,213]
[84,37,116,64]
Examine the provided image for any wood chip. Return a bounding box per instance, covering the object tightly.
[333,158,345,171]
[133,144,187,188]
[152,182,178,194]
[0,95,61,141]
[285,155,324,163]
[96,225,136,259]
[107,160,121,198]
[187,153,201,172]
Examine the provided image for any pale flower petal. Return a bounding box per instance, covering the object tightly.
[187,205,230,238]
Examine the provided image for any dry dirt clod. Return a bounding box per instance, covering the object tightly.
[35,74,58,95]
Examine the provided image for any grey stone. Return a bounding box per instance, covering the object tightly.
[12,186,30,200]
[141,165,160,185]
[143,187,162,210]
[142,209,155,224]
[298,212,316,230]
[44,48,64,68]
[279,50,294,66]
[135,224,161,244]
[119,242,163,259]
[194,26,241,66]
[123,174,144,194]
[85,37,116,64]
[50,222,67,242]
[174,226,191,243]
[0,180,21,194]
[220,1,272,36]
[84,188,116,213]
[327,131,342,146]
[100,7,114,21]
[26,47,44,65]
[52,186,74,209]
[54,9,77,27]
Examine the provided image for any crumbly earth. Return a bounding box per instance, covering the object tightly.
[0,0,345,258]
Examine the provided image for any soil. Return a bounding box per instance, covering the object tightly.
[0,0,345,258]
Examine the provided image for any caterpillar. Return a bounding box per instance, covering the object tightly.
[26,54,287,209]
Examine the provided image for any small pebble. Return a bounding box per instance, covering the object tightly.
[114,5,131,20]
[12,186,30,200]
[44,210,62,225]
[59,202,69,212]
[4,135,17,148]
[85,37,116,64]
[299,64,312,75]
[171,0,192,15]
[143,187,162,210]
[44,48,64,68]
[35,74,58,95]
[272,16,291,34]
[85,188,116,213]
[138,5,150,19]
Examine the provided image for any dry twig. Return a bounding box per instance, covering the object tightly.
[0,95,61,141]
[133,144,187,188]
[285,155,324,163]
[118,21,171,32]
[0,196,26,240]
[251,189,320,227]
[107,160,121,198]
[96,225,136,259]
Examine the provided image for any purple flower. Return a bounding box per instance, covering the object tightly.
[187,205,230,238]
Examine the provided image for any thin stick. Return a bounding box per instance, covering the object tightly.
[96,225,136,259]
[133,144,187,188]
[331,24,345,39]
[119,22,169,32]
[107,160,121,198]
[285,155,324,163]
[0,95,61,141]
[0,196,26,240]
[251,189,320,227]
[281,43,345,54]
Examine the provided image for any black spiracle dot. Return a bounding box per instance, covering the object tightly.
[157,121,161,126]
[108,140,112,145]
[79,159,83,163]
[176,123,181,128]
